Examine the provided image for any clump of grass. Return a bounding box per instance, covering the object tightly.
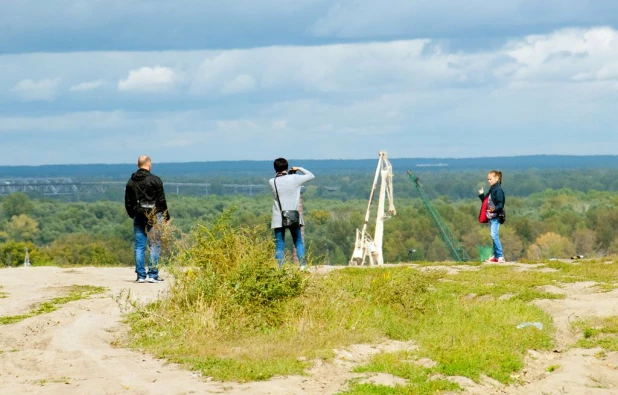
[437,264,567,302]
[343,351,460,394]
[338,384,401,394]
[0,314,35,325]
[161,209,306,331]
[145,209,180,261]
[30,377,72,386]
[574,316,618,351]
[544,260,618,291]
[340,381,457,394]
[0,285,105,325]
[415,260,481,268]
[546,364,560,372]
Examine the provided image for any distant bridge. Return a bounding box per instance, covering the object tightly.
[0,178,266,197]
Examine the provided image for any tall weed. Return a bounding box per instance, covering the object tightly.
[161,209,307,331]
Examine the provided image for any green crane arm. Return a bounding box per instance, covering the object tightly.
[406,171,471,262]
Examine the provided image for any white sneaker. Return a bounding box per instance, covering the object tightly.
[136,278,146,283]
[497,257,506,263]
[147,276,164,283]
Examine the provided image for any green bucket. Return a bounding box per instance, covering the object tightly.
[477,245,493,262]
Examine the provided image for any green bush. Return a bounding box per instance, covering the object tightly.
[0,241,43,266]
[42,233,132,266]
[168,210,306,330]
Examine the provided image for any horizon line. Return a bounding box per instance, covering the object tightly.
[1,154,617,168]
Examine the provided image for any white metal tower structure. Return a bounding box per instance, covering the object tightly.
[349,151,396,266]
[24,247,31,267]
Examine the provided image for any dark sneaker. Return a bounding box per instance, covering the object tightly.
[147,276,164,283]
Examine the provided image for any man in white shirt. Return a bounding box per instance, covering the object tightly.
[268,157,314,268]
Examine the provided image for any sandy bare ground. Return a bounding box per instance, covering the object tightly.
[1,265,618,395]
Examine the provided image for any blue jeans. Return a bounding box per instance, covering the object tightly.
[490,218,503,259]
[134,215,162,279]
[274,227,305,268]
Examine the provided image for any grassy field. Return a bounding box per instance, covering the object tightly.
[122,216,618,394]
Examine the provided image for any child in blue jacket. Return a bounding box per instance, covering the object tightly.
[479,170,505,262]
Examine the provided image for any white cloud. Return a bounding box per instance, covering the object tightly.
[190,26,618,96]
[4,26,617,101]
[70,80,104,91]
[272,120,287,129]
[191,40,442,94]
[0,111,130,132]
[504,27,618,82]
[2,26,618,164]
[118,66,177,92]
[221,74,256,94]
[5,0,616,54]
[163,140,191,147]
[11,78,60,101]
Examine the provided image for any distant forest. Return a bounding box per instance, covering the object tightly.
[2,155,618,179]
[2,155,618,202]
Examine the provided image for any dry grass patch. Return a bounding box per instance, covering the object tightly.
[0,285,106,325]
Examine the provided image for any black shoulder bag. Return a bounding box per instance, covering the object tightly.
[133,181,156,217]
[274,177,300,228]
[498,209,506,224]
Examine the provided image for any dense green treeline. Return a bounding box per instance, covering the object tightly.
[310,168,618,202]
[22,168,618,205]
[1,182,618,266]
[2,155,618,179]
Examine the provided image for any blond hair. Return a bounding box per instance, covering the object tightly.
[489,170,502,184]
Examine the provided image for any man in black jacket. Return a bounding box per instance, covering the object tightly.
[125,155,170,283]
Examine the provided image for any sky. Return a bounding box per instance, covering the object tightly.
[1,1,618,165]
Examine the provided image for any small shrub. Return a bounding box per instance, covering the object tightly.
[42,233,132,266]
[165,209,306,330]
[0,241,43,266]
[526,232,575,260]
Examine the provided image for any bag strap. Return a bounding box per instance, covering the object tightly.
[133,180,145,204]
[273,176,284,212]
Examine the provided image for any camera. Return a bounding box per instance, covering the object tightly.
[288,168,298,174]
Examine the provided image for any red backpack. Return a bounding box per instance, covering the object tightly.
[479,195,489,223]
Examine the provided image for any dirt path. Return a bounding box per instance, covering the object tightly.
[2,266,618,394]
[0,267,410,395]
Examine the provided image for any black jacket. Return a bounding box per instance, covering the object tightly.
[478,183,505,213]
[125,168,170,220]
